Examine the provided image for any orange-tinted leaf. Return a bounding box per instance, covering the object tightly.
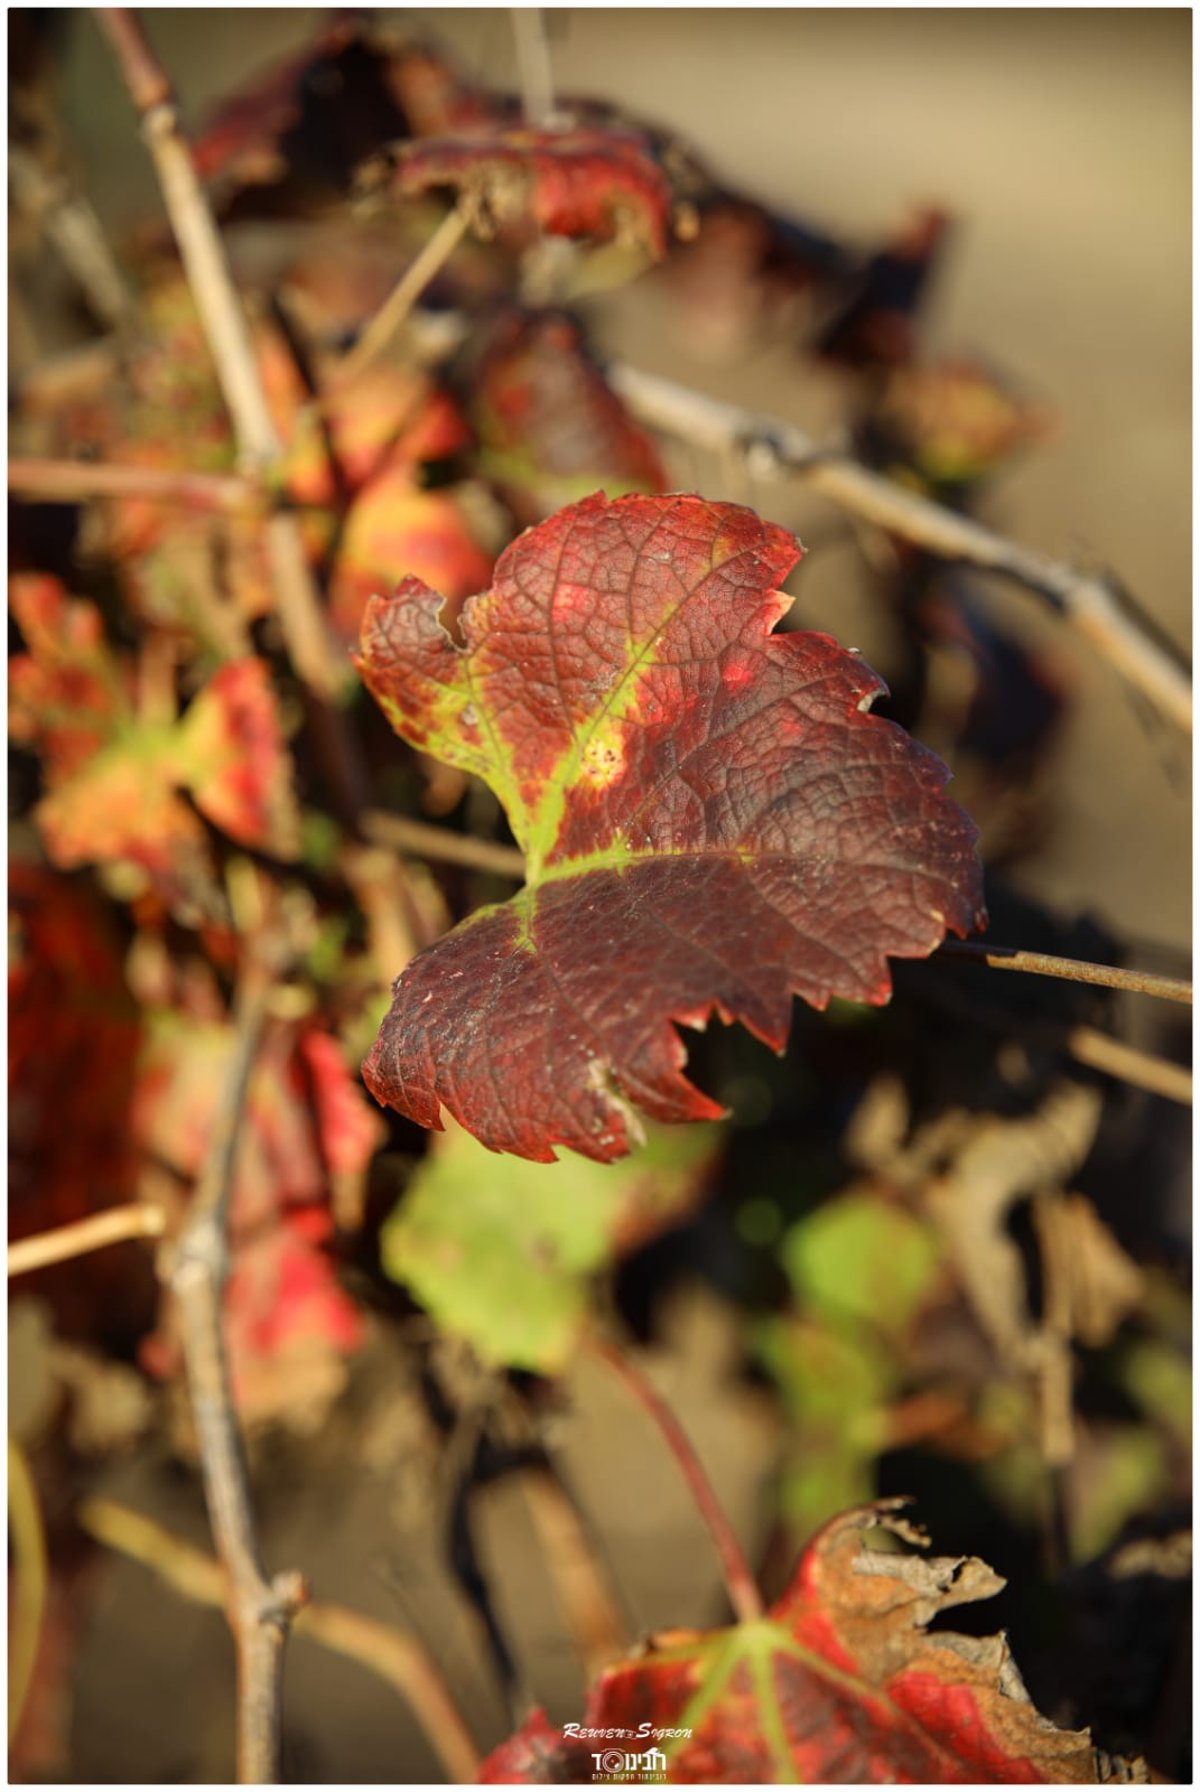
[386,40,511,139]
[466,308,668,525]
[176,659,300,859]
[388,126,673,256]
[9,574,124,780]
[330,468,492,646]
[481,1501,1129,1783]
[358,492,985,1161]
[11,576,298,877]
[867,358,1053,493]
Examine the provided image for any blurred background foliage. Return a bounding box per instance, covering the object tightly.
[8,8,1190,1782]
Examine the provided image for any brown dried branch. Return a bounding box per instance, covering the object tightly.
[7,1440,49,1750]
[331,205,471,390]
[589,1335,763,1625]
[96,8,344,707]
[603,362,1192,734]
[164,972,304,1783]
[8,454,257,514]
[1065,1026,1191,1105]
[939,941,1192,1005]
[9,1203,166,1279]
[362,810,526,880]
[9,143,134,329]
[78,1499,482,1783]
[517,1466,629,1678]
[360,813,1192,1012]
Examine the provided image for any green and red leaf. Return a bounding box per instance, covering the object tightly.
[481,1501,1125,1783]
[358,492,985,1161]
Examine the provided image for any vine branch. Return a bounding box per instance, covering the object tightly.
[332,205,470,390]
[939,940,1192,1005]
[600,363,1192,735]
[164,972,305,1783]
[361,812,1192,1011]
[9,1203,166,1278]
[9,454,257,514]
[79,1498,481,1783]
[96,7,344,707]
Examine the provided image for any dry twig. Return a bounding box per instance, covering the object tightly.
[9,143,134,329]
[9,1203,166,1279]
[8,454,256,514]
[604,362,1192,734]
[940,941,1192,1005]
[332,206,471,389]
[79,1499,481,1783]
[7,1439,49,1750]
[96,7,344,706]
[163,972,304,1783]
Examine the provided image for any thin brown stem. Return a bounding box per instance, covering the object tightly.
[1065,1026,1191,1104]
[605,361,1192,734]
[166,973,305,1783]
[9,1203,167,1278]
[97,7,344,704]
[588,1336,763,1625]
[8,455,257,514]
[7,1440,49,1749]
[331,206,471,390]
[939,940,1192,1005]
[79,1499,481,1783]
[362,810,526,880]
[518,1466,629,1677]
[9,144,135,329]
[510,7,557,126]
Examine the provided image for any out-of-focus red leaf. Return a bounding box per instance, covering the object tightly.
[357,491,985,1162]
[9,865,155,1340]
[259,335,492,644]
[385,126,674,256]
[193,18,414,210]
[662,195,852,363]
[9,574,123,779]
[481,1500,1128,1783]
[134,1014,382,1423]
[815,207,953,371]
[863,358,1053,495]
[175,658,300,859]
[465,307,667,525]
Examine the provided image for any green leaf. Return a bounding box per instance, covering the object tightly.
[381,1119,720,1372]
[781,1190,939,1336]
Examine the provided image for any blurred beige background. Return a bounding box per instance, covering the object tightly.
[58,7,1191,948]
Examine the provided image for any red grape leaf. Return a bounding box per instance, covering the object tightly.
[480,1500,1130,1783]
[385,126,673,256]
[357,492,985,1162]
[465,307,668,526]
